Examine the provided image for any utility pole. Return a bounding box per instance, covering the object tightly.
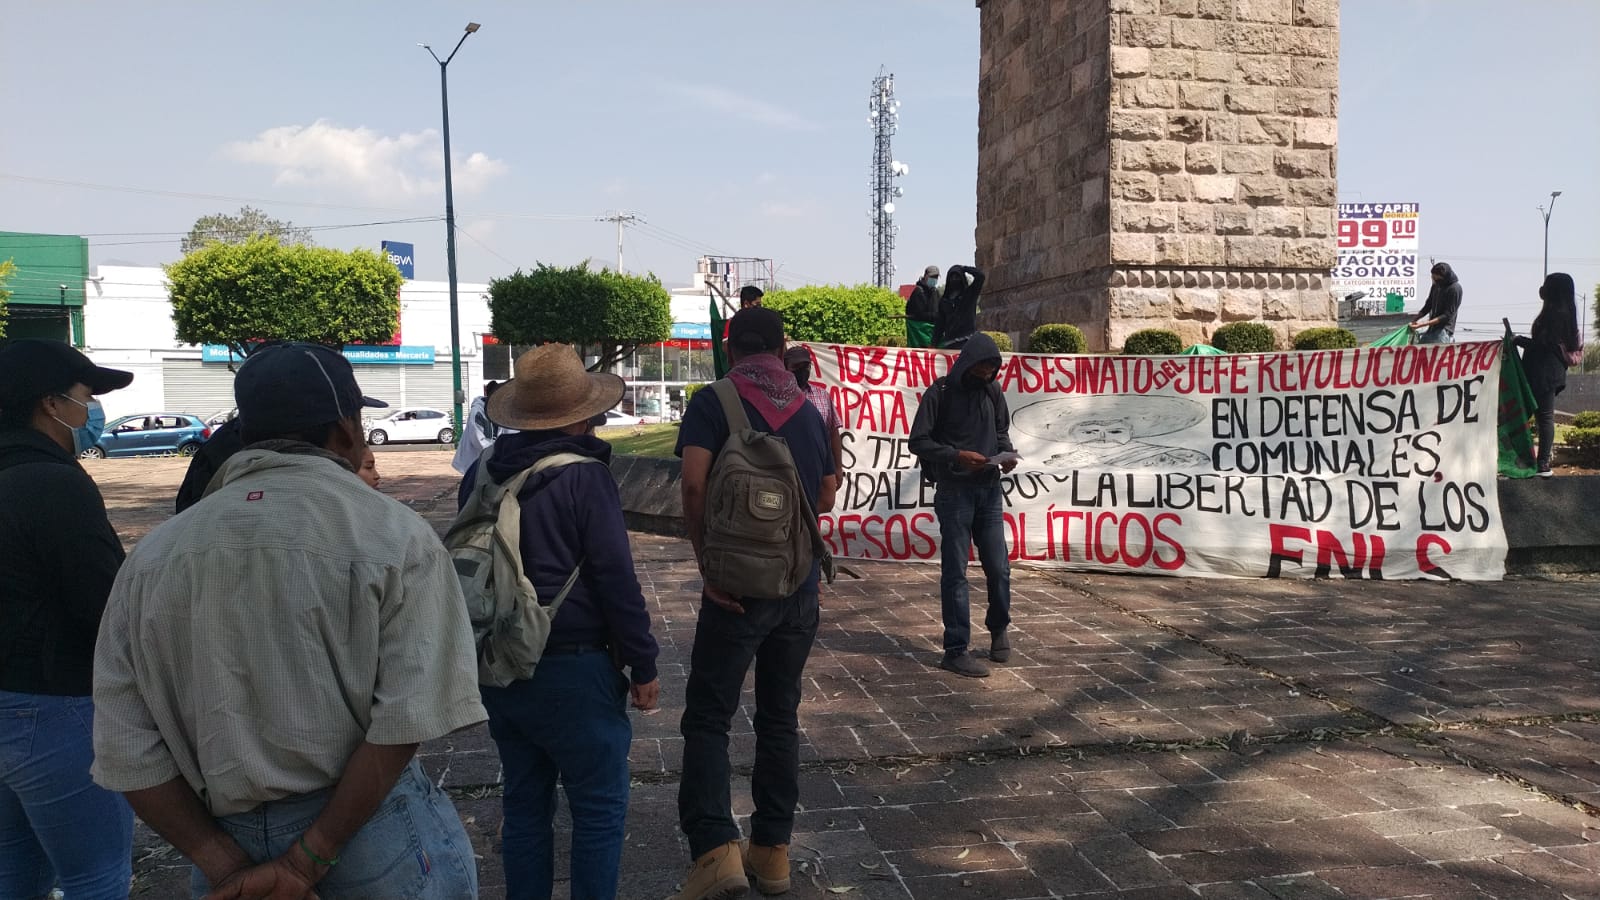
[597,212,639,272]
[1538,190,1562,278]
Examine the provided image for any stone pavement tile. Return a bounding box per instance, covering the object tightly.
[1251,874,1348,899]
[1074,834,1182,889]
[1314,863,1493,898]
[1195,884,1278,900]
[885,841,1026,877]
[1493,850,1600,892]
[1549,841,1600,871]
[1243,819,1424,868]
[1131,823,1264,854]
[900,868,1053,899]
[1012,840,1118,895]
[1456,803,1598,848]
[1388,826,1538,862]
[1435,859,1579,900]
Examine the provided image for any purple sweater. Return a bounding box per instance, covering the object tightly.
[457,430,659,685]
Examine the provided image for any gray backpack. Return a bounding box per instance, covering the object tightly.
[444,447,600,687]
[699,380,835,600]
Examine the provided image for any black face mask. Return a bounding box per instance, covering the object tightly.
[792,366,811,387]
[961,372,989,390]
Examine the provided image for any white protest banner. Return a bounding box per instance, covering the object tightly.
[801,341,1507,580]
[1333,202,1422,311]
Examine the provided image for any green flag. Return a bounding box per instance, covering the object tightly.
[710,294,729,380]
[1497,329,1539,479]
[1181,343,1225,355]
[1366,323,1413,348]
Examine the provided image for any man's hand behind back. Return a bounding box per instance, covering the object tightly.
[203,854,321,900]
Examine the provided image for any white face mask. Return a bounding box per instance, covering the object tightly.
[49,395,106,455]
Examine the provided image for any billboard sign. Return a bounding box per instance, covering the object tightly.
[1332,203,1421,312]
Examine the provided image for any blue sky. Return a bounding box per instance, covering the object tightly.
[1,1,1595,337]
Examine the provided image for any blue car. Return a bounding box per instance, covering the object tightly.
[82,412,212,459]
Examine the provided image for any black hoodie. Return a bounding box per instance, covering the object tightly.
[1416,263,1463,338]
[906,277,941,324]
[0,427,126,696]
[457,429,659,686]
[932,265,986,348]
[908,333,1014,486]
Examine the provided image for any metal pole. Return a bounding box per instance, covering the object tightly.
[617,217,625,272]
[440,62,465,439]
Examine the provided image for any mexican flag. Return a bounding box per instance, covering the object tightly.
[1497,329,1539,479]
[1366,323,1413,348]
[710,294,730,380]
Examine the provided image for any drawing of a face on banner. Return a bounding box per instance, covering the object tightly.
[1012,395,1212,470]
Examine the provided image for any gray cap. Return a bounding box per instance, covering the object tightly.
[924,265,941,278]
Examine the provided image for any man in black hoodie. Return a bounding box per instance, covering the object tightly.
[932,264,986,349]
[908,333,1017,677]
[1411,262,1463,344]
[905,265,941,348]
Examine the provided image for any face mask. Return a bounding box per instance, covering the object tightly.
[792,367,811,388]
[961,372,989,391]
[927,278,938,287]
[51,395,106,455]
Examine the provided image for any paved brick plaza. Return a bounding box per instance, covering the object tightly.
[94,453,1599,899]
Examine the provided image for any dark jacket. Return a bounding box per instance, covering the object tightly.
[175,417,245,513]
[908,333,1013,486]
[1516,318,1575,396]
[458,429,659,685]
[0,427,126,696]
[932,265,986,348]
[906,278,941,324]
[1416,264,1463,337]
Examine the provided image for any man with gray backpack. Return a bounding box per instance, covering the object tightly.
[450,343,659,900]
[672,307,838,900]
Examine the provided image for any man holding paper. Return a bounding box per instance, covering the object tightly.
[908,333,1018,678]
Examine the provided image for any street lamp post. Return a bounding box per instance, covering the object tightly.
[1538,190,1562,278]
[422,22,480,440]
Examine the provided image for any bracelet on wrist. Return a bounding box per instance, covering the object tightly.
[298,835,339,868]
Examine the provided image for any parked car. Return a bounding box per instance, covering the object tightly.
[600,409,644,428]
[365,408,455,445]
[204,408,238,428]
[82,413,212,459]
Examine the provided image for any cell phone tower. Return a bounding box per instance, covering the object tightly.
[869,68,907,288]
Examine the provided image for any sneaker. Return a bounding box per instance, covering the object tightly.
[672,841,749,900]
[989,630,1011,664]
[741,840,791,895]
[939,651,991,678]
[1538,463,1554,478]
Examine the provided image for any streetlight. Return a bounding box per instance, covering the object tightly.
[1538,190,1562,278]
[421,21,480,439]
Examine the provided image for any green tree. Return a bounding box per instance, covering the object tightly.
[761,284,902,346]
[166,237,401,359]
[0,259,13,339]
[488,262,671,371]
[181,206,315,254]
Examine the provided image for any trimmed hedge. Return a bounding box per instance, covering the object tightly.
[1211,322,1277,353]
[1292,327,1358,351]
[1122,328,1183,355]
[1568,411,1600,428]
[1028,323,1087,354]
[983,330,1014,353]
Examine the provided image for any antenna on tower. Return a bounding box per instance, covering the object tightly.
[868,67,906,288]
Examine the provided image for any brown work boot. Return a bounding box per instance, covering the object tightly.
[673,840,749,900]
[741,840,791,895]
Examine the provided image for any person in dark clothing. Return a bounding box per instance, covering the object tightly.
[672,307,837,900]
[932,264,987,349]
[909,332,1017,678]
[0,339,136,898]
[175,415,244,512]
[458,343,660,899]
[905,265,942,348]
[1514,272,1582,477]
[1411,262,1463,344]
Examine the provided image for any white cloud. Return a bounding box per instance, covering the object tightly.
[660,82,819,132]
[224,119,507,199]
[760,201,813,219]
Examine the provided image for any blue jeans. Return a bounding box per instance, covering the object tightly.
[481,649,631,900]
[1416,326,1454,344]
[189,760,476,900]
[0,690,133,900]
[678,590,818,860]
[934,482,1012,654]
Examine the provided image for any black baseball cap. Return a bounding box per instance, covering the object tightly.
[728,307,785,354]
[234,342,386,433]
[0,339,133,413]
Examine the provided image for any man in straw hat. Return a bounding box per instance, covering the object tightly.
[672,307,837,899]
[456,343,661,899]
[92,342,485,898]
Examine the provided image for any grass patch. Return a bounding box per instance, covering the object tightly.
[598,423,680,458]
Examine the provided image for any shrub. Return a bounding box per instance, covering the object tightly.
[1568,411,1600,429]
[1211,322,1277,353]
[877,332,908,348]
[1582,343,1600,374]
[1292,327,1358,351]
[1122,329,1183,355]
[982,331,1013,353]
[1565,427,1600,466]
[683,383,707,406]
[761,284,903,346]
[1028,323,1086,354]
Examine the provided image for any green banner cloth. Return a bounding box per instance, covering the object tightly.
[1497,330,1539,479]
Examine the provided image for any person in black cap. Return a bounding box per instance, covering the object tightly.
[0,339,136,898]
[92,342,487,898]
[905,265,942,348]
[672,307,837,899]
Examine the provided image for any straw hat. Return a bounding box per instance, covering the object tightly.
[487,344,625,431]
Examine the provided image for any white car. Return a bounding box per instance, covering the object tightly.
[366,408,455,445]
[600,409,644,428]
